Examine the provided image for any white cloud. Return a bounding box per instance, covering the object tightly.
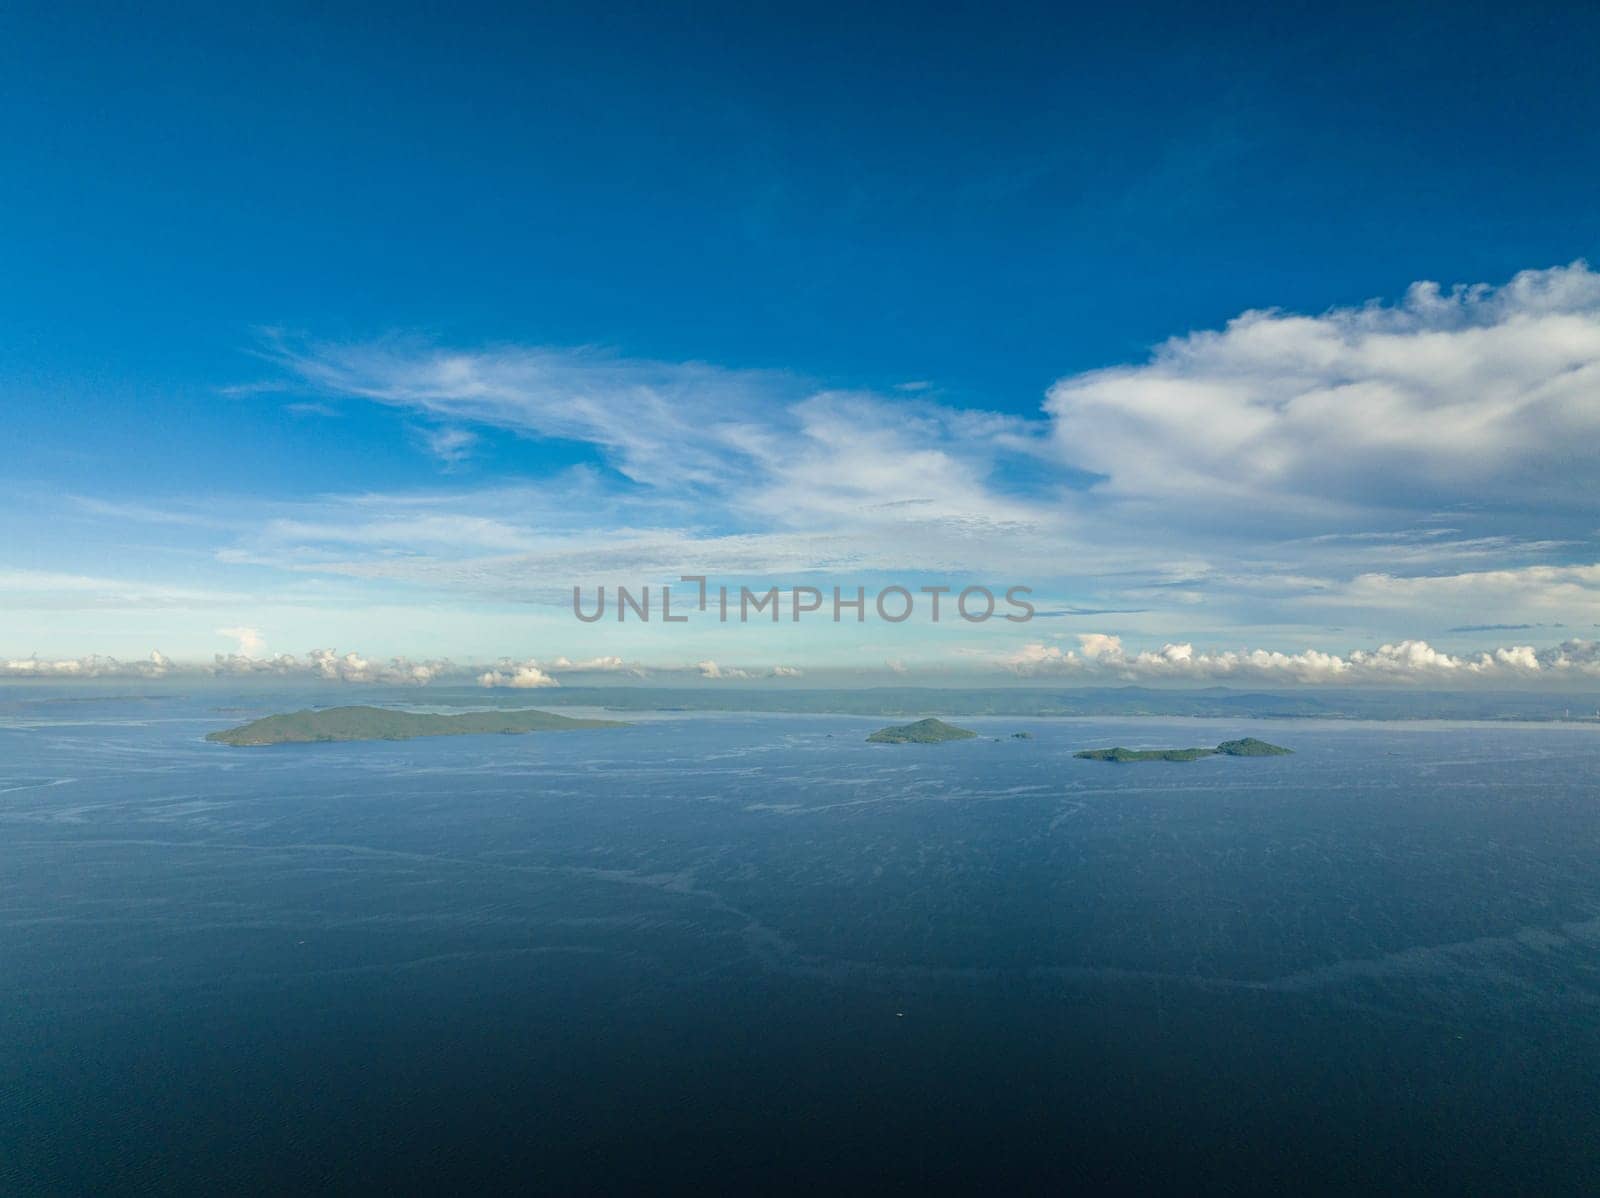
[1046,262,1600,518]
[260,514,536,553]
[256,271,1600,622]
[741,391,1049,536]
[420,425,479,467]
[305,649,450,685]
[4,638,1597,689]
[1336,561,1600,611]
[268,335,790,489]
[474,655,643,682]
[26,264,1600,663]
[1076,632,1126,660]
[696,659,753,680]
[477,663,559,689]
[217,626,265,656]
[204,649,456,685]
[1001,633,1600,685]
[547,655,631,672]
[0,570,244,609]
[2,651,172,679]
[261,336,1072,588]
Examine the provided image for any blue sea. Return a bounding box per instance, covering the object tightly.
[3,690,1599,1193]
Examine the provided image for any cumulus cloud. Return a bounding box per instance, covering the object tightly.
[546,655,634,673]
[474,655,647,685]
[687,661,800,680]
[1,651,172,679]
[305,649,451,685]
[476,663,558,689]
[0,648,780,686]
[696,659,753,680]
[217,626,265,656]
[1046,262,1600,518]
[5,638,1598,690]
[1002,634,1600,685]
[204,649,457,685]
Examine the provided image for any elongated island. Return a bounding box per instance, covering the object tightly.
[1075,737,1292,762]
[206,705,629,747]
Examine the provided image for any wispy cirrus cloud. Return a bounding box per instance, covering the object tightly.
[417,425,479,468]
[22,265,1600,664]
[266,264,1600,538]
[0,570,248,609]
[264,334,796,489]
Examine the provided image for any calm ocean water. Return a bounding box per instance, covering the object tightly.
[3,691,1599,1193]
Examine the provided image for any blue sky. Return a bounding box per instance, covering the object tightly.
[4,2,1600,687]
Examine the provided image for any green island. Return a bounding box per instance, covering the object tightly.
[1074,737,1293,763]
[206,705,629,747]
[866,717,978,744]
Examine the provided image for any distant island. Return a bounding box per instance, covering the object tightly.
[1075,737,1293,762]
[866,717,978,744]
[206,705,629,747]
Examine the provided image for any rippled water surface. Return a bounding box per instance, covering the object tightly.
[4,691,1599,1193]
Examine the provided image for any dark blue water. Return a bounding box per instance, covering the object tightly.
[4,692,1600,1193]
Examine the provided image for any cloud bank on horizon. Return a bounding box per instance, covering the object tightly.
[7,635,1600,688]
[7,263,1600,688]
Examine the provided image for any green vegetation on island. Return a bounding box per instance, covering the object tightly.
[1075,736,1292,762]
[206,705,629,747]
[866,718,978,744]
[1214,737,1295,756]
[1076,746,1213,762]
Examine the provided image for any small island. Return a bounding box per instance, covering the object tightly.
[1075,737,1292,763]
[206,705,629,747]
[866,717,978,744]
[1075,746,1213,762]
